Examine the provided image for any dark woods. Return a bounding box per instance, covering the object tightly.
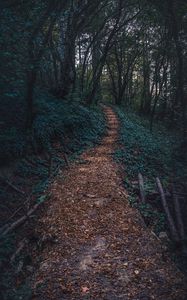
[0,1,187,298]
[0,0,187,133]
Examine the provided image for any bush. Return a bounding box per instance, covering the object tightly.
[0,90,105,300]
[115,107,186,181]
[114,106,187,237]
[0,91,106,165]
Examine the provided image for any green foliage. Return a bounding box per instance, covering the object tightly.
[0,91,105,300]
[0,235,15,300]
[139,203,165,234]
[0,91,105,166]
[0,128,26,164]
[37,194,48,204]
[0,236,14,265]
[32,91,105,153]
[114,106,186,236]
[115,107,186,181]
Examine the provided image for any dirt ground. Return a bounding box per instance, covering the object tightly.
[30,107,187,300]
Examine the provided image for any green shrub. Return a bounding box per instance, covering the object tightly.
[0,90,106,299]
[115,107,186,181]
[114,106,186,236]
[0,91,105,165]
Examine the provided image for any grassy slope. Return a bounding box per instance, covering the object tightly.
[0,92,106,227]
[0,92,106,300]
[114,106,187,235]
[115,106,187,182]
[0,91,105,165]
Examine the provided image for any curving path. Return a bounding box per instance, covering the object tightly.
[31,107,187,300]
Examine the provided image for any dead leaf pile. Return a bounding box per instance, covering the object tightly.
[30,107,187,300]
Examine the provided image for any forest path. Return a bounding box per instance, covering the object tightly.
[31,107,187,300]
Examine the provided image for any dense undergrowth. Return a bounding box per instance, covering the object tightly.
[115,107,187,181]
[0,91,105,165]
[115,106,187,236]
[0,92,106,300]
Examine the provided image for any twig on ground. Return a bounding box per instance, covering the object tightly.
[4,206,23,224]
[62,152,69,167]
[172,185,185,240]
[2,201,43,236]
[10,238,28,263]
[156,177,180,242]
[172,185,187,255]
[0,176,25,195]
[138,173,146,203]
[1,148,65,237]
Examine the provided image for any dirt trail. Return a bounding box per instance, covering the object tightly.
[31,107,187,299]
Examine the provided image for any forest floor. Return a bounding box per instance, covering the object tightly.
[30,107,187,300]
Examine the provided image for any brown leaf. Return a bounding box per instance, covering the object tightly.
[81,286,90,293]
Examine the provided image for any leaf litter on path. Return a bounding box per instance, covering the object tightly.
[31,107,187,300]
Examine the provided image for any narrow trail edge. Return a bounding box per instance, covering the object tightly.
[31,107,187,300]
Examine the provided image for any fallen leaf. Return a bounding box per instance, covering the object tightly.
[134,270,140,275]
[81,286,90,293]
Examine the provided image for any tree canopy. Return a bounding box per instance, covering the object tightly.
[0,0,186,128]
